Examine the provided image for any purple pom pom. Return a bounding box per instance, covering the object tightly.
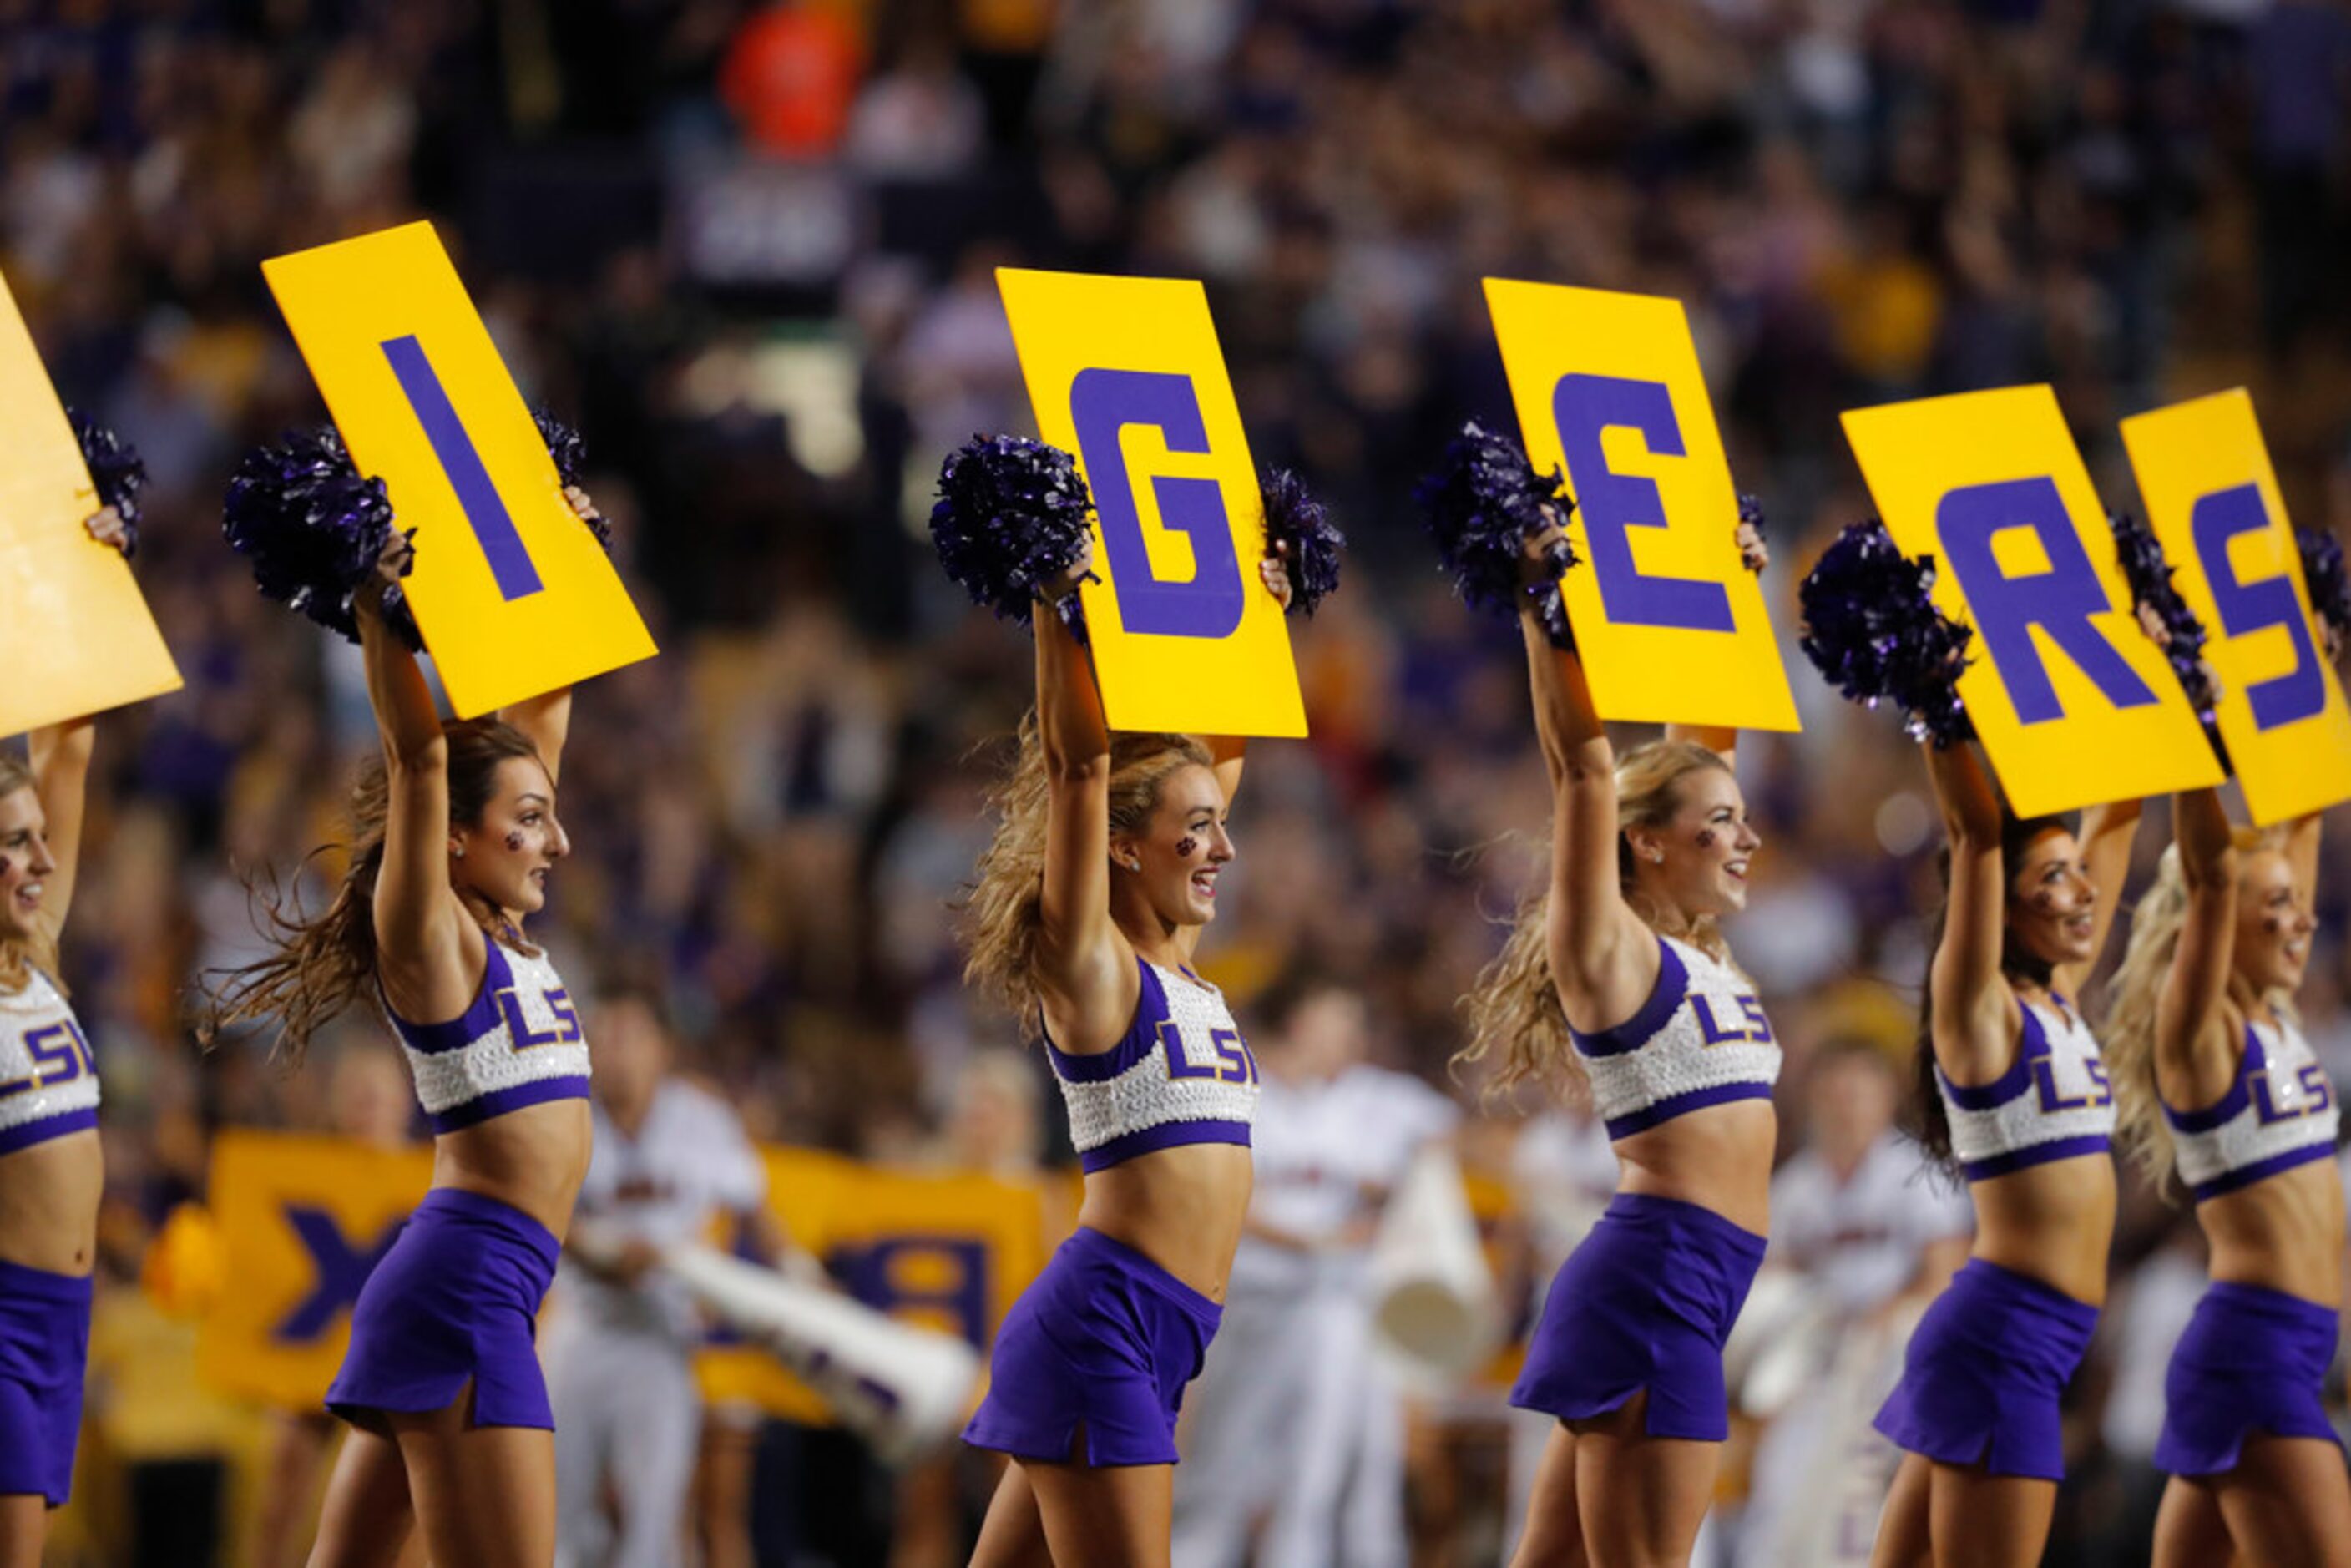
[2298,528,2349,651]
[1258,467,1342,616]
[1797,520,1974,746]
[1416,421,1577,649]
[1737,493,1766,539]
[66,408,145,559]
[2108,513,2219,723]
[931,435,1098,644]
[531,408,611,552]
[223,427,421,650]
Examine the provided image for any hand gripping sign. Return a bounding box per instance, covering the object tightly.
[1481,280,1801,731]
[1843,386,2223,817]
[2119,389,2351,824]
[262,223,656,716]
[0,270,182,733]
[996,267,1306,737]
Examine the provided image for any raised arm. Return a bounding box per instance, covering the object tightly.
[24,718,94,947]
[2054,797,2144,1000]
[1529,610,1658,1030]
[2284,810,2323,911]
[356,547,469,1009]
[1922,740,2020,1080]
[1029,554,1136,1052]
[2153,787,2241,1106]
[1665,723,1737,771]
[498,689,573,787]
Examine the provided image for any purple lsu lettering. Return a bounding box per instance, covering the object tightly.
[0,1019,94,1097]
[1068,367,1246,640]
[2252,1060,2333,1125]
[2033,1051,2112,1114]
[1692,993,1772,1046]
[1159,1020,1259,1085]
[495,984,581,1050]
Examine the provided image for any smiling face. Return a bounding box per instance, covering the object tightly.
[2232,847,2314,996]
[0,785,58,950]
[1624,765,1761,920]
[448,756,569,918]
[1110,762,1231,929]
[2005,826,2097,970]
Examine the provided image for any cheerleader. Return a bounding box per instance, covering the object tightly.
[208,434,609,1566]
[0,484,137,1565]
[932,439,1334,1566]
[1433,427,1777,1567]
[1863,752,2137,1568]
[2103,791,2347,1565]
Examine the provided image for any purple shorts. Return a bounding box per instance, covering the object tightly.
[963,1227,1221,1468]
[0,1258,92,1505]
[327,1188,560,1430]
[2156,1281,2342,1476]
[1510,1192,1767,1442]
[1874,1257,2098,1480]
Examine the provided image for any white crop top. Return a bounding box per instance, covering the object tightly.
[383,941,590,1134]
[1045,957,1259,1173]
[0,969,98,1156]
[1938,995,2115,1181]
[2163,1014,2338,1203]
[1570,935,1781,1141]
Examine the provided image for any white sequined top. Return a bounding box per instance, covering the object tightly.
[382,941,589,1134]
[0,968,98,1156]
[1938,996,2115,1181]
[2164,1014,2338,1202]
[1045,957,1259,1172]
[1570,935,1781,1141]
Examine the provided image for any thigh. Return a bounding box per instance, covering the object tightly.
[0,1494,41,1568]
[1925,1464,2055,1568]
[1508,1424,1587,1568]
[1570,1393,1717,1568]
[1867,1453,1931,1568]
[2212,1434,2351,1568]
[1025,1458,1174,1568]
[307,1425,416,1568]
[2152,1475,2234,1568]
[970,1459,1053,1568]
[390,1398,557,1568]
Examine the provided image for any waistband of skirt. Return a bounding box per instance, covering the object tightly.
[412,1186,563,1271]
[1600,1190,1770,1259]
[1064,1226,1222,1328]
[2197,1278,2340,1333]
[0,1254,95,1304]
[1950,1256,2101,1333]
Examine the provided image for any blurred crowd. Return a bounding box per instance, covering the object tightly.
[7,0,2351,1561]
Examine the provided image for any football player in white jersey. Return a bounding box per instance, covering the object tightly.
[545,979,778,1568]
[1737,1042,1969,1567]
[1171,974,1458,1568]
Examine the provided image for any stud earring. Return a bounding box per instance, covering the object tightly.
[452,844,466,860]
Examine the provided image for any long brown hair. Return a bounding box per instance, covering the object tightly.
[203,719,545,1066]
[2102,827,2288,1196]
[1455,740,1738,1100]
[0,754,58,992]
[960,715,1213,1034]
[1908,812,2076,1167]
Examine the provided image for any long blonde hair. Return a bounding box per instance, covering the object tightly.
[2104,826,2290,1195]
[961,716,1214,1034]
[1456,740,1737,1100]
[0,754,59,992]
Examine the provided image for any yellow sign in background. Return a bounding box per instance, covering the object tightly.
[2119,389,2351,824]
[1843,386,2223,816]
[996,267,1305,737]
[262,223,656,717]
[0,271,182,734]
[1483,279,1800,731]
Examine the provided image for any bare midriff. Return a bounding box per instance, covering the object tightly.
[1611,1097,1776,1237]
[429,1097,594,1239]
[1076,1141,1255,1302]
[2199,1160,2344,1308]
[0,1129,103,1276]
[1967,1153,2117,1307]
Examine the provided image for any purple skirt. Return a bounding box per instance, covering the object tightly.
[2156,1281,2342,1476]
[963,1227,1221,1468]
[1510,1192,1768,1443]
[0,1257,92,1506]
[1874,1257,2098,1480]
[326,1188,561,1430]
